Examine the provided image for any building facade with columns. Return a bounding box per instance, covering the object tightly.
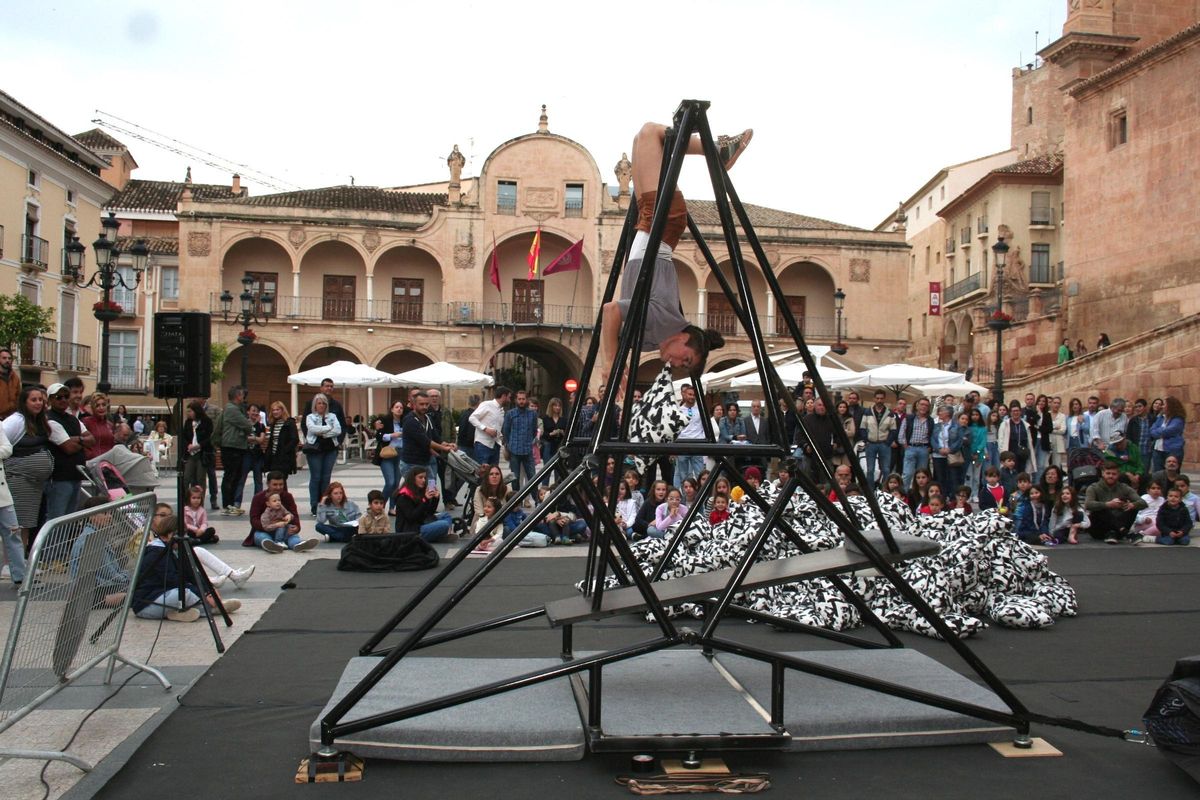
[150,109,909,418]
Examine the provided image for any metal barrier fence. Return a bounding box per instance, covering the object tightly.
[0,492,170,771]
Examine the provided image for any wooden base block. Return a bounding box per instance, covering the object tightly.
[660,757,730,775]
[296,753,364,783]
[989,737,1062,758]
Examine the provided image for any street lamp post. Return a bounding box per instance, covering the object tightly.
[220,275,274,390]
[989,236,1010,407]
[66,212,149,393]
[831,286,847,355]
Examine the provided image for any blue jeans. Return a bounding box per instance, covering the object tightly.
[233,450,264,506]
[540,440,559,486]
[532,518,588,542]
[306,449,337,513]
[902,445,930,489]
[253,528,304,549]
[675,454,704,486]
[45,479,81,522]
[864,442,890,490]
[1034,446,1051,482]
[136,588,201,619]
[315,522,356,543]
[379,456,403,510]
[474,442,499,466]
[0,504,26,584]
[508,452,535,490]
[1156,535,1191,546]
[986,442,1000,470]
[416,511,452,543]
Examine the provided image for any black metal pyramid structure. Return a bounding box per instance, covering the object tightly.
[317,100,1035,756]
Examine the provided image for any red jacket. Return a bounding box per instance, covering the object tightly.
[242,488,302,546]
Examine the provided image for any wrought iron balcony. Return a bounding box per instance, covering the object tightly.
[21,234,49,270]
[1030,206,1055,226]
[564,198,584,218]
[960,227,972,246]
[976,216,989,235]
[945,237,956,254]
[57,341,92,373]
[16,336,58,368]
[108,366,151,393]
[943,270,986,305]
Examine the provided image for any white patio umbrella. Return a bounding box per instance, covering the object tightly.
[392,361,494,388]
[673,346,831,394]
[824,363,965,396]
[908,380,989,399]
[287,360,403,387]
[729,360,858,389]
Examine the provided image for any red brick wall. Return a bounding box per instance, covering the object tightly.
[1114,3,1200,54]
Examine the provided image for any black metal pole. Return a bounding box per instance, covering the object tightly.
[993,320,1005,407]
[97,275,112,394]
[240,337,250,390]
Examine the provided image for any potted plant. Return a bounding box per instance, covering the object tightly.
[986,309,1013,331]
[92,299,124,320]
[236,328,258,345]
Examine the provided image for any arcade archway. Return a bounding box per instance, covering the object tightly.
[487,337,583,406]
[220,342,290,414]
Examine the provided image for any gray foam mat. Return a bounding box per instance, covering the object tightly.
[576,649,776,738]
[310,656,585,762]
[717,649,1013,750]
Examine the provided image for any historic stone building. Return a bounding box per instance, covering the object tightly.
[154,109,909,418]
[0,90,108,388]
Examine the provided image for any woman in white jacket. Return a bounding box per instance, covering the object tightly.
[0,424,28,585]
[996,408,1038,476]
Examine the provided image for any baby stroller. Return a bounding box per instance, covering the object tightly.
[442,449,486,529]
[78,447,159,500]
[1067,446,1106,494]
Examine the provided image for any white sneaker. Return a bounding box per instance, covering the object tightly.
[261,539,286,554]
[166,608,200,623]
[292,538,320,553]
[208,572,228,588]
[230,565,255,588]
[218,598,241,614]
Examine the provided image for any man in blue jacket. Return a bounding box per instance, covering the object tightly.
[502,390,540,493]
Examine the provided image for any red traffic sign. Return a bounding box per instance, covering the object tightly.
[564,378,579,393]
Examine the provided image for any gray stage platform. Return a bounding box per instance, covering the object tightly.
[312,648,1013,761]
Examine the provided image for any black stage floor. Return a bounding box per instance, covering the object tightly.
[94,547,1200,799]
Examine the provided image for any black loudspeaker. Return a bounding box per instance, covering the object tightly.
[153,312,211,398]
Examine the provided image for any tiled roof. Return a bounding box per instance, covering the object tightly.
[0,89,109,175]
[73,128,127,151]
[115,235,178,256]
[223,186,446,214]
[688,199,864,232]
[992,152,1064,175]
[106,179,242,212]
[1070,21,1200,96]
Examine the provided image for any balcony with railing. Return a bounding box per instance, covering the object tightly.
[58,341,92,373]
[959,227,972,247]
[21,234,49,270]
[564,198,584,218]
[1028,260,1063,285]
[109,367,151,393]
[976,215,989,236]
[699,312,846,340]
[496,196,516,216]
[451,302,595,328]
[1030,205,1056,227]
[943,269,987,306]
[16,336,58,368]
[945,237,956,256]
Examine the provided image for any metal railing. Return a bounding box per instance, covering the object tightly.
[976,216,988,235]
[564,199,584,218]
[1030,206,1055,226]
[945,237,956,254]
[944,270,986,304]
[450,302,596,328]
[108,366,151,393]
[16,337,58,368]
[21,234,49,269]
[699,313,845,339]
[496,197,517,215]
[1027,260,1065,284]
[960,227,972,245]
[58,341,92,373]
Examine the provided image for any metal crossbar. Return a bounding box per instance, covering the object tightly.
[0,493,170,770]
[316,100,1035,756]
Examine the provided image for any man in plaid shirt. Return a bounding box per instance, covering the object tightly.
[502,390,540,491]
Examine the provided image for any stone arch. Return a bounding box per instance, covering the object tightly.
[219,341,290,414]
[295,233,372,265]
[298,240,368,318]
[220,237,292,313]
[774,260,837,338]
[483,336,584,404]
[481,230,595,320]
[294,339,369,369]
[372,244,446,323]
[953,312,974,372]
[942,317,960,371]
[220,230,295,261]
[296,344,367,421]
[376,348,436,409]
[705,260,768,338]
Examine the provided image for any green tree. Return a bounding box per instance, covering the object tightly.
[0,294,55,350]
[149,340,229,385]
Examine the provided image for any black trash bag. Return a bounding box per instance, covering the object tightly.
[1144,654,1200,783]
[336,533,440,572]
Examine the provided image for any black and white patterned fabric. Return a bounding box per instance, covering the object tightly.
[579,480,1077,638]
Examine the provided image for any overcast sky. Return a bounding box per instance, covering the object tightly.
[3,0,1065,229]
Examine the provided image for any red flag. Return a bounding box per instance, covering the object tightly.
[526,227,541,279]
[543,238,584,275]
[489,234,501,293]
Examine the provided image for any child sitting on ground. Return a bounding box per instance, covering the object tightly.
[998,452,1020,499]
[1174,475,1200,522]
[183,485,218,544]
[1008,473,1033,521]
[923,494,945,516]
[532,485,587,545]
[978,466,1007,513]
[133,511,241,621]
[357,490,391,535]
[1155,486,1194,546]
[709,492,731,525]
[1014,485,1053,546]
[1049,486,1089,545]
[1134,480,1165,541]
[954,485,973,514]
[472,496,502,554]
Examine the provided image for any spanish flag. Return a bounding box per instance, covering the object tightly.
[527,227,541,279]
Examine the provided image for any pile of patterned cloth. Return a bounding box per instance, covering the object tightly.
[601,366,1078,639]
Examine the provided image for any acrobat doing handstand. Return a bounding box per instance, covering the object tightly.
[599,122,753,392]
